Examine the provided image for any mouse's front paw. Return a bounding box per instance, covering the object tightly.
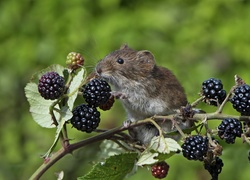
[123,119,132,128]
[111,91,127,99]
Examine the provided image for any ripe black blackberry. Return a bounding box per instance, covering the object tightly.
[66,52,84,70]
[230,84,250,116]
[201,78,226,106]
[181,135,208,161]
[83,79,111,107]
[151,161,169,179]
[217,118,242,144]
[204,157,224,180]
[70,104,100,133]
[38,71,65,100]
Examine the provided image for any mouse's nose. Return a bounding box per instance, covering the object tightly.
[96,66,102,74]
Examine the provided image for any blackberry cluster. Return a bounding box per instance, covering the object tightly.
[70,104,100,133]
[181,135,209,161]
[204,157,224,180]
[83,79,111,107]
[66,52,84,70]
[38,71,65,100]
[201,78,226,106]
[230,84,250,116]
[151,161,169,179]
[217,118,242,144]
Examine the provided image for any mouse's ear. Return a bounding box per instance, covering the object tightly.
[136,50,155,65]
[120,44,129,50]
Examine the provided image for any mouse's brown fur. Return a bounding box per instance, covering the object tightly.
[94,44,190,144]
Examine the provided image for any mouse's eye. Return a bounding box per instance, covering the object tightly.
[116,58,124,64]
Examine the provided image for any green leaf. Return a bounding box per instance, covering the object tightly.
[24,64,66,128]
[24,82,58,128]
[98,140,126,160]
[136,150,158,166]
[149,136,181,154]
[30,64,65,83]
[67,67,86,111]
[156,151,176,162]
[43,106,73,158]
[78,153,138,180]
[136,136,182,166]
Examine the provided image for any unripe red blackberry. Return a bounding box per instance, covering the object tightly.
[70,104,100,133]
[217,118,242,144]
[151,161,169,179]
[201,78,226,106]
[99,96,115,111]
[230,84,250,116]
[66,52,84,70]
[83,79,111,107]
[38,72,65,100]
[181,135,209,161]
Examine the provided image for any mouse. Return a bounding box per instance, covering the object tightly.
[92,44,191,145]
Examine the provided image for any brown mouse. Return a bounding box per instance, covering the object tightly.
[94,44,191,144]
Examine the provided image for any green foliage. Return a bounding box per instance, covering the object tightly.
[78,153,138,180]
[1,0,250,179]
[137,136,181,166]
[24,64,66,128]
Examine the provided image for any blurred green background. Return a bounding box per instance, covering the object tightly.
[0,0,250,179]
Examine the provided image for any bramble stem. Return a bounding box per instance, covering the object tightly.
[29,111,250,179]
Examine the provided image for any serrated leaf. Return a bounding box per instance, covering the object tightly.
[98,140,126,160]
[24,82,58,128]
[136,136,182,166]
[78,153,138,180]
[25,64,66,128]
[43,106,73,157]
[136,150,158,166]
[156,151,176,162]
[149,136,181,154]
[67,67,86,111]
[31,64,65,83]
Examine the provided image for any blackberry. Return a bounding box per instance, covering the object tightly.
[181,135,208,161]
[201,78,226,106]
[99,95,115,111]
[38,71,65,100]
[217,118,242,144]
[151,161,169,179]
[70,104,100,133]
[83,79,111,107]
[66,52,84,70]
[230,84,250,116]
[204,157,223,180]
